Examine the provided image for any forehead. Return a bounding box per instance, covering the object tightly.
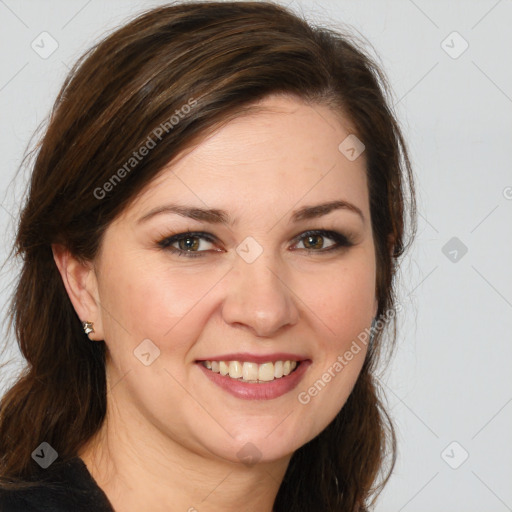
[122,95,369,223]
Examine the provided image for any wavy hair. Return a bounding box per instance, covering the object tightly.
[0,2,416,510]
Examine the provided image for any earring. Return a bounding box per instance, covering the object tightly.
[82,321,95,336]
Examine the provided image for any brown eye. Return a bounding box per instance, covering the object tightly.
[177,236,201,251]
[301,234,331,250]
[294,230,353,253]
[158,232,217,257]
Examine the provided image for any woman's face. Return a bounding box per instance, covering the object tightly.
[89,94,377,465]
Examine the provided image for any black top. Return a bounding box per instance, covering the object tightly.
[0,457,115,511]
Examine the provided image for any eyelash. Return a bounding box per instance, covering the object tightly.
[157,229,354,258]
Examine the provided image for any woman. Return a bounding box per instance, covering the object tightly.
[0,1,416,511]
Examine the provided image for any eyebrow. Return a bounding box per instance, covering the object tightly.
[137,199,365,225]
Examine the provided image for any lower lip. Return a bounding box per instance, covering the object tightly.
[197,361,311,400]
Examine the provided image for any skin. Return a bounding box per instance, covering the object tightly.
[53,94,378,512]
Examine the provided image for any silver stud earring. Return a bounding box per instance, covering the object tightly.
[82,321,95,336]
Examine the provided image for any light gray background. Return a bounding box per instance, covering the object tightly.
[1,1,511,510]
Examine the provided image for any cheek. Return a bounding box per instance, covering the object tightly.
[292,256,374,432]
[303,256,376,340]
[98,253,221,354]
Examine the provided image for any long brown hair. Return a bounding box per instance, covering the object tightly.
[0,2,416,510]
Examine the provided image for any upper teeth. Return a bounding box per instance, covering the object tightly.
[202,360,298,382]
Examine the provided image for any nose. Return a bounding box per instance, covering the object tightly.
[221,249,300,338]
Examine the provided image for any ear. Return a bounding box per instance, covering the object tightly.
[52,243,104,341]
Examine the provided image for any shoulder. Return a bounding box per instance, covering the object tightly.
[0,457,114,512]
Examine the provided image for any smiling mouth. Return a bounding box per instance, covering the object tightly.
[200,360,300,383]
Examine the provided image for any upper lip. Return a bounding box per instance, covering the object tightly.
[196,352,309,364]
